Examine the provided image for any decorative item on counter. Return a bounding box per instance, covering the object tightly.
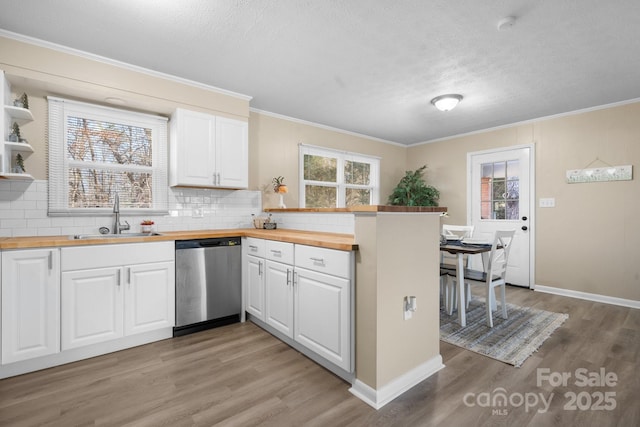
[8,122,20,142]
[140,219,154,233]
[263,213,277,230]
[252,213,268,229]
[14,153,25,173]
[272,176,288,208]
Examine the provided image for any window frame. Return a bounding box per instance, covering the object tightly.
[48,97,168,216]
[298,144,380,208]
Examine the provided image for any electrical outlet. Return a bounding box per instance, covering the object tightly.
[539,198,555,208]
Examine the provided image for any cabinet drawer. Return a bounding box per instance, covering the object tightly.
[244,237,265,258]
[294,244,351,278]
[265,240,294,264]
[62,241,174,271]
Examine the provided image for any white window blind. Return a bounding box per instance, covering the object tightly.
[48,97,168,215]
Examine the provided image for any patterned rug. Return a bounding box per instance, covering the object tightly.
[440,298,568,367]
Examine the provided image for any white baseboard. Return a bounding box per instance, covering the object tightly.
[534,285,640,309]
[349,355,444,410]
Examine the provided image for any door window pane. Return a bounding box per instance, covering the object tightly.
[493,162,506,178]
[480,160,520,220]
[482,163,493,178]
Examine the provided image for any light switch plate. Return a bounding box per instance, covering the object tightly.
[539,198,555,208]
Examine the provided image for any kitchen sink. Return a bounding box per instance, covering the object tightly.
[70,232,163,240]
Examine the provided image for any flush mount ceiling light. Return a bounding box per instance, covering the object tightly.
[430,94,463,112]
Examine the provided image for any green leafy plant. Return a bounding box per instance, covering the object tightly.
[15,153,26,172]
[387,165,440,206]
[20,92,29,109]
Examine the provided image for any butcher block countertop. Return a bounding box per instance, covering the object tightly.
[0,228,358,251]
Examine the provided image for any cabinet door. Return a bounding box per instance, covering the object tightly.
[170,109,216,187]
[265,260,294,339]
[215,116,248,188]
[61,267,123,350]
[124,261,175,336]
[2,249,60,364]
[245,255,265,320]
[294,267,350,371]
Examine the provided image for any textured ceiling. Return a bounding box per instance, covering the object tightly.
[1,0,640,145]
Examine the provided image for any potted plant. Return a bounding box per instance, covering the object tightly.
[387,165,440,206]
[8,122,20,142]
[272,176,288,208]
[13,93,28,109]
[14,153,26,173]
[140,220,154,233]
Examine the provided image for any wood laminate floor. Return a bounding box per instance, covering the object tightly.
[1,287,638,426]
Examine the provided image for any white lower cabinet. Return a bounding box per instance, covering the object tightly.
[1,248,60,364]
[125,262,175,336]
[61,242,175,351]
[61,261,174,350]
[294,267,350,371]
[265,259,294,338]
[61,267,123,350]
[245,255,265,320]
[243,238,353,373]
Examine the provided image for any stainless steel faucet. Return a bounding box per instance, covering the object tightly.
[113,192,130,234]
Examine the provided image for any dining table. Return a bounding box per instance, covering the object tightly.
[440,240,494,327]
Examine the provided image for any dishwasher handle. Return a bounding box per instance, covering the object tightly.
[176,237,241,250]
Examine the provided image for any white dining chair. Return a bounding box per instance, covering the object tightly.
[440,224,474,314]
[446,230,515,327]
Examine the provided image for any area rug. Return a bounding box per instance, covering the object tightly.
[440,298,568,367]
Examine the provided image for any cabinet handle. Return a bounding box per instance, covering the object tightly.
[258,260,263,276]
[270,249,282,255]
[127,267,131,284]
[293,271,298,286]
[249,245,258,250]
[310,257,325,264]
[48,251,53,271]
[286,269,291,286]
[117,271,121,287]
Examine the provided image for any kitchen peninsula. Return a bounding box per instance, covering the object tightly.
[267,205,447,408]
[1,205,446,409]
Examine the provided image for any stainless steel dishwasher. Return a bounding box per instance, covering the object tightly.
[174,237,241,336]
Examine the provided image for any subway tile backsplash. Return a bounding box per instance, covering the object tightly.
[0,180,355,237]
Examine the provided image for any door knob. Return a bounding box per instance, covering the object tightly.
[522,216,528,221]
[522,226,528,231]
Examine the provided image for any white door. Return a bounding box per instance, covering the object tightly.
[215,116,248,188]
[264,260,294,338]
[61,267,124,350]
[125,262,175,336]
[293,267,350,371]
[2,249,60,364]
[245,255,265,320]
[468,146,533,287]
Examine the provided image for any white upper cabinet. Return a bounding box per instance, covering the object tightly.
[215,116,248,188]
[169,108,248,189]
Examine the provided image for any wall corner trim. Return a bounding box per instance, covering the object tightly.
[349,355,444,410]
[534,285,640,309]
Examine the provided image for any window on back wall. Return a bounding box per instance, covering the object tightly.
[299,145,380,208]
[48,97,168,215]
